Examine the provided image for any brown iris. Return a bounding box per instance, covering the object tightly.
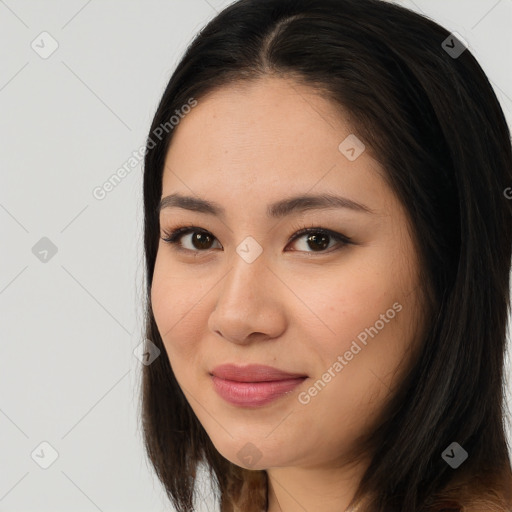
[192,232,215,250]
[305,233,330,251]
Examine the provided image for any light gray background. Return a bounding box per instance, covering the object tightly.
[1,1,511,511]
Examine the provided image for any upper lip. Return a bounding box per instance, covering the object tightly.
[210,364,307,382]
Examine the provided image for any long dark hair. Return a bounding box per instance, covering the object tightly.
[140,0,512,510]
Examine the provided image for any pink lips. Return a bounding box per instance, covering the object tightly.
[210,364,307,407]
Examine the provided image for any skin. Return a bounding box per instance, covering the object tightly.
[151,76,426,512]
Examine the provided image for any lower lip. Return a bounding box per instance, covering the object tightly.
[211,375,307,407]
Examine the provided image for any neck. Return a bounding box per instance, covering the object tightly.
[265,457,369,512]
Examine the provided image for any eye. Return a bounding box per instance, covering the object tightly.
[287,227,351,253]
[161,226,221,252]
[160,225,352,254]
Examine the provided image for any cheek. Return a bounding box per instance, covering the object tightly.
[151,259,175,340]
[291,261,394,344]
[150,255,205,363]
[296,253,419,384]
[296,296,417,445]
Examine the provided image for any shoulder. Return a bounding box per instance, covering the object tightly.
[436,469,512,512]
[462,504,512,512]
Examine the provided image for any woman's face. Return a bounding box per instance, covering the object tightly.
[151,77,424,470]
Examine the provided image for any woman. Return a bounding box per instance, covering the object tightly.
[140,0,512,510]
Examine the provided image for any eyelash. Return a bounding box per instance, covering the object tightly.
[160,223,352,256]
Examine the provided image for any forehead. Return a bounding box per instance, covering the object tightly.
[161,76,388,210]
[166,77,347,157]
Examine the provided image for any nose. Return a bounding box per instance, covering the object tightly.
[207,253,287,345]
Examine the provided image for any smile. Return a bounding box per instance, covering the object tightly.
[211,376,307,407]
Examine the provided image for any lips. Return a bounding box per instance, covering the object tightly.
[210,364,307,382]
[210,364,308,407]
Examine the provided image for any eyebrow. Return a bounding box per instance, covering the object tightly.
[158,192,376,218]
